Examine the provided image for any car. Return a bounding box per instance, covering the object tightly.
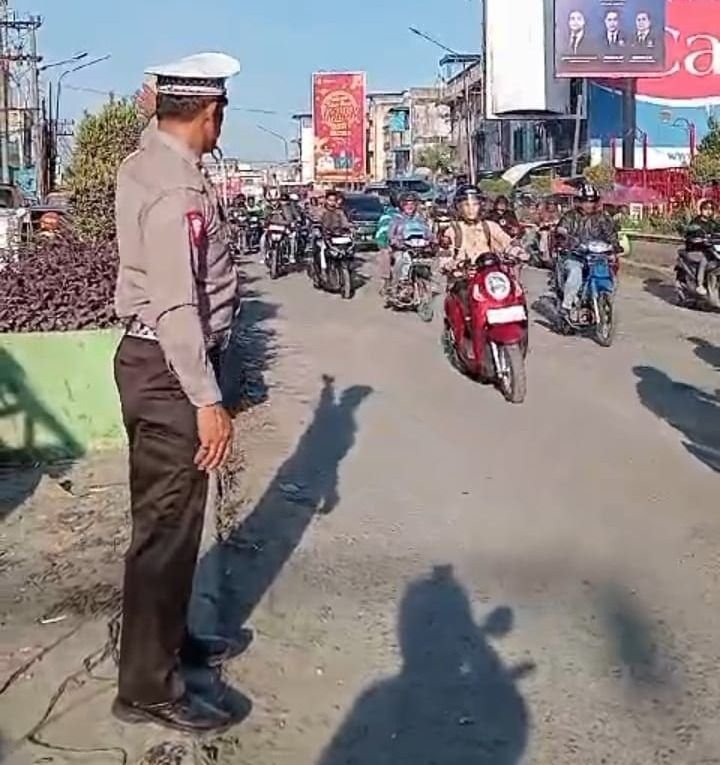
[343,192,385,248]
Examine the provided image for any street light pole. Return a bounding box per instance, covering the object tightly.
[256,123,290,163]
[56,54,111,131]
[409,26,476,184]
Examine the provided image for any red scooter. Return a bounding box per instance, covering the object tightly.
[442,253,529,404]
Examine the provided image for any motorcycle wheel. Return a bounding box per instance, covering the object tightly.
[415,279,434,322]
[442,325,463,372]
[269,248,280,280]
[594,293,615,347]
[340,262,354,300]
[496,344,527,404]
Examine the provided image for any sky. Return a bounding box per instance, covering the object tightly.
[21,0,481,162]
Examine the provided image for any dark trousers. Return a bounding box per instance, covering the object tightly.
[114,336,209,705]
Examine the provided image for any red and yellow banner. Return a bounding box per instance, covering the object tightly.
[312,72,366,184]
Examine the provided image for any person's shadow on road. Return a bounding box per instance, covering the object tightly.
[634,365,720,472]
[316,565,533,765]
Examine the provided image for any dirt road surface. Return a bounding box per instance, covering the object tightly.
[1,259,719,764]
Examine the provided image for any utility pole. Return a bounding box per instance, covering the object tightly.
[0,0,10,184]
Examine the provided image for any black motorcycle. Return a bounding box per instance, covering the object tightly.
[309,229,356,299]
[227,208,247,263]
[676,229,720,309]
[246,212,263,252]
[265,223,292,280]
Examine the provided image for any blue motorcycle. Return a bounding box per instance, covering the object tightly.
[554,240,617,347]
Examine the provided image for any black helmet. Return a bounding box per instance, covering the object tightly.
[577,182,600,202]
[454,184,482,204]
[398,190,419,205]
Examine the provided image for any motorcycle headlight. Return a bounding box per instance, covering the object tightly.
[484,271,511,301]
[587,240,612,255]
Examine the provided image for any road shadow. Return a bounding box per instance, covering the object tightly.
[316,565,533,765]
[634,365,720,472]
[688,336,720,372]
[221,265,277,412]
[194,374,372,643]
[597,583,680,694]
[530,295,559,333]
[0,348,85,518]
[642,277,678,308]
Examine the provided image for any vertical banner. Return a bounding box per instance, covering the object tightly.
[555,0,668,77]
[312,72,366,184]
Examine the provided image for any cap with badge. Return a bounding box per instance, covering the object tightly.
[146,52,240,98]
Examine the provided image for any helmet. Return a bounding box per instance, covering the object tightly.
[577,183,600,202]
[266,187,280,202]
[398,190,419,205]
[454,184,482,205]
[280,191,290,202]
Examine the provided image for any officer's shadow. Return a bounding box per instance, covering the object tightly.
[317,565,533,765]
[189,374,373,721]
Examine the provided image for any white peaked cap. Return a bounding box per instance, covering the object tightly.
[146,52,240,97]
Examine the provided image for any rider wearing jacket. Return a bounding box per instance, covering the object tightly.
[556,183,618,316]
[685,199,720,296]
[388,191,434,284]
[440,186,513,273]
[488,195,521,237]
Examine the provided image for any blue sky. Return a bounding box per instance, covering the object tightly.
[23,0,481,161]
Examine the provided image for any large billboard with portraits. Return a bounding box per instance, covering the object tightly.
[555,0,667,77]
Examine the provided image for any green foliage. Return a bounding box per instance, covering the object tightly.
[528,175,552,194]
[691,116,720,183]
[478,178,513,197]
[583,162,616,192]
[415,143,456,176]
[616,206,694,236]
[68,99,143,241]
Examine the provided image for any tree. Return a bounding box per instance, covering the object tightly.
[583,162,616,192]
[68,99,143,241]
[415,143,457,178]
[691,117,720,184]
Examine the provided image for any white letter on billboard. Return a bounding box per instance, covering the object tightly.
[684,34,720,76]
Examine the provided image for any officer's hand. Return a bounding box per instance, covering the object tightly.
[195,404,234,472]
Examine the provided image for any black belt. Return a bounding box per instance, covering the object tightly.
[124,318,230,350]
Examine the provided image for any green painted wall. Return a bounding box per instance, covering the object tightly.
[0,329,124,460]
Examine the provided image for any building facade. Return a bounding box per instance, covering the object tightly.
[367,88,451,181]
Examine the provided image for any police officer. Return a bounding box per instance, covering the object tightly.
[113,52,243,733]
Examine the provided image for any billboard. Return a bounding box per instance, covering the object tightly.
[589,0,720,168]
[312,72,366,184]
[485,0,572,117]
[555,0,668,77]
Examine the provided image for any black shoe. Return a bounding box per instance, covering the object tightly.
[112,693,231,733]
[181,630,253,669]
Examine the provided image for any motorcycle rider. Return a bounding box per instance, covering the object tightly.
[488,195,521,237]
[311,190,353,283]
[439,185,516,308]
[440,186,514,272]
[556,183,618,318]
[261,188,293,262]
[388,191,434,284]
[375,192,402,291]
[685,199,720,296]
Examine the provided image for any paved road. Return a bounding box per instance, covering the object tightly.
[220,256,720,765]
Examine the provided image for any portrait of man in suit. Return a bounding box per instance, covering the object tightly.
[602,10,626,48]
[566,9,588,54]
[633,11,657,48]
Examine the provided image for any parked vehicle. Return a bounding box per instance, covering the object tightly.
[675,230,720,309]
[443,253,529,404]
[309,230,356,299]
[343,193,384,248]
[554,240,618,347]
[265,222,292,279]
[385,232,436,322]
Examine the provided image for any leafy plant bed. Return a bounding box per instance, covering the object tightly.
[0,329,124,460]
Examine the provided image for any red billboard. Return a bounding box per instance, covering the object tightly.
[312,72,366,184]
[637,0,720,105]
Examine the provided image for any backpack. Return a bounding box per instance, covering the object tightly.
[451,220,494,254]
